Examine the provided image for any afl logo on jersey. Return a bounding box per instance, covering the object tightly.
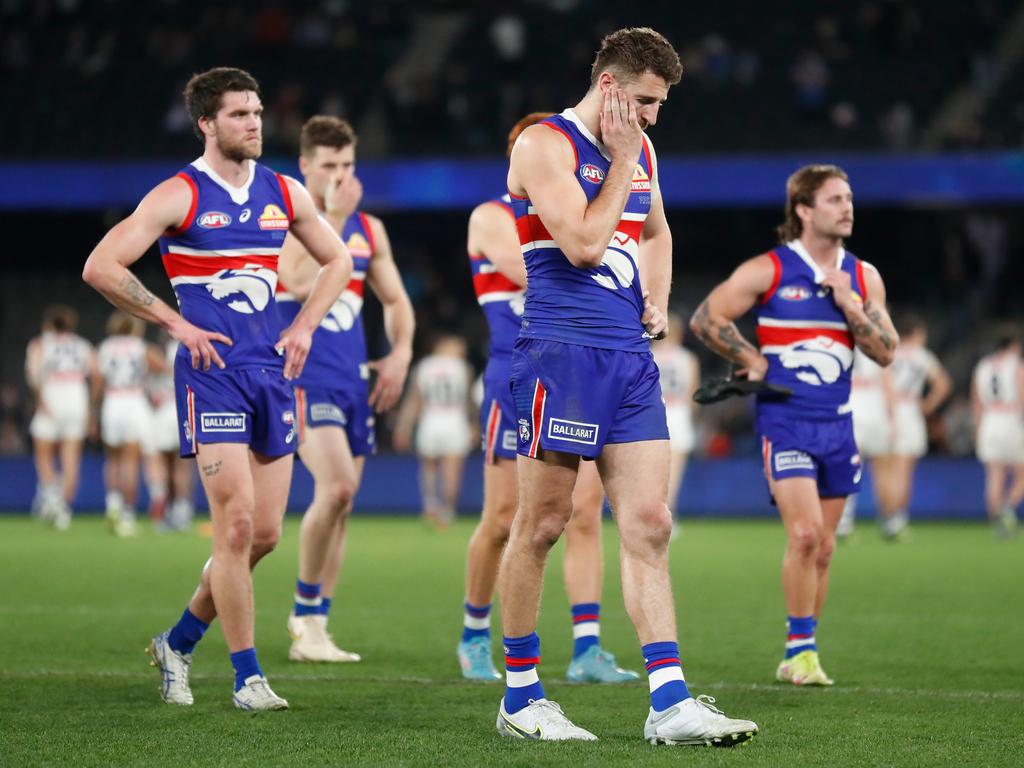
[580,164,605,184]
[778,285,812,302]
[197,211,232,229]
[258,204,289,231]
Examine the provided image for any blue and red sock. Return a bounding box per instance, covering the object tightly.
[294,579,321,617]
[503,632,545,714]
[570,602,600,659]
[785,615,816,658]
[642,641,691,712]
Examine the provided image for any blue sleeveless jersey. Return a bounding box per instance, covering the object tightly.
[158,158,293,371]
[511,109,653,353]
[755,241,868,417]
[277,211,375,389]
[468,195,524,364]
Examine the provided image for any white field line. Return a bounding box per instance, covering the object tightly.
[1,668,1020,702]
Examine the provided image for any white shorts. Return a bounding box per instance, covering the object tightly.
[665,405,695,453]
[29,382,89,442]
[416,411,470,459]
[143,400,180,455]
[853,412,891,458]
[891,401,926,458]
[101,392,151,447]
[976,412,1024,464]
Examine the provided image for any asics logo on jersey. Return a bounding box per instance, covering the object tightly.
[239,208,252,223]
[580,163,605,184]
[591,232,637,290]
[203,266,277,314]
[197,211,232,229]
[778,338,853,386]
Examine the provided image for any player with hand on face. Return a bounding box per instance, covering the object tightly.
[459,112,639,685]
[691,165,897,687]
[83,67,352,711]
[496,28,757,746]
[277,116,414,662]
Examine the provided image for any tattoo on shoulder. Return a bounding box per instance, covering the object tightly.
[119,274,155,308]
[201,460,222,478]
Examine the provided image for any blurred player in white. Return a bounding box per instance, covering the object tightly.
[277,116,414,664]
[876,316,951,538]
[971,330,1024,537]
[652,312,699,535]
[142,332,195,530]
[98,311,167,537]
[394,335,474,527]
[837,347,895,537]
[25,305,99,531]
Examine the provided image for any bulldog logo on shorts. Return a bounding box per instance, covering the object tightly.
[518,418,531,444]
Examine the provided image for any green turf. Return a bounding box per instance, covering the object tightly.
[0,515,1021,767]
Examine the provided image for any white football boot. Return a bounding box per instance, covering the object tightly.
[644,695,758,747]
[287,614,361,662]
[496,698,598,741]
[146,630,193,705]
[232,675,289,711]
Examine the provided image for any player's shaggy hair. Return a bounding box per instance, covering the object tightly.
[777,164,850,243]
[300,116,358,157]
[590,27,683,87]
[183,67,261,140]
[506,112,554,157]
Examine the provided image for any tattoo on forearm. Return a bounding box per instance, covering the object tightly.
[848,300,896,362]
[692,300,757,362]
[201,460,222,478]
[119,273,155,308]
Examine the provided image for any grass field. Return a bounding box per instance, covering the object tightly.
[0,514,1021,767]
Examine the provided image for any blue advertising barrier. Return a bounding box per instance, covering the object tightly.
[2,152,1023,211]
[0,454,989,520]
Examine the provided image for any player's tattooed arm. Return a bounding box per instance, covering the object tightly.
[690,255,774,379]
[117,273,156,309]
[825,264,898,366]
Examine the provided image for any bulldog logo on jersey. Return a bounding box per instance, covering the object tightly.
[258,204,289,231]
[518,418,531,444]
[202,265,278,314]
[592,231,638,290]
[778,337,854,386]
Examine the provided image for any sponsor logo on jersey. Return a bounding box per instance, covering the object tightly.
[778,284,812,301]
[502,430,518,451]
[346,232,371,255]
[518,418,531,443]
[258,204,289,231]
[239,208,252,223]
[310,403,346,424]
[201,412,246,432]
[580,163,605,184]
[547,418,599,445]
[631,164,651,192]
[774,450,814,472]
[197,211,232,229]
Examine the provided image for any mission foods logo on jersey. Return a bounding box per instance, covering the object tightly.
[258,204,289,231]
[580,163,605,184]
[197,211,232,229]
[346,232,371,256]
[631,164,651,192]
